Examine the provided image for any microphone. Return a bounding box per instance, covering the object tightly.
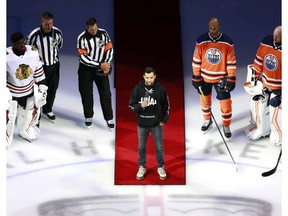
[144,91,149,102]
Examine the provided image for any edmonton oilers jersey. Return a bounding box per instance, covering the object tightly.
[192,32,236,83]
[253,35,281,91]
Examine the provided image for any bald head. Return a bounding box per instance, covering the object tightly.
[273,26,281,44]
[209,17,220,25]
[208,17,221,38]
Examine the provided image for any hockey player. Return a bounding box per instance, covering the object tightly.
[5,87,17,147]
[191,17,237,138]
[6,32,48,142]
[245,26,282,145]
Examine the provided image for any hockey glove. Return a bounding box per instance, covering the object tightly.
[192,75,204,93]
[34,84,48,108]
[218,76,236,93]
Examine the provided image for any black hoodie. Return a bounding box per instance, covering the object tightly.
[129,79,169,127]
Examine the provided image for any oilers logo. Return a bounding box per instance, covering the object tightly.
[206,48,221,65]
[264,54,278,71]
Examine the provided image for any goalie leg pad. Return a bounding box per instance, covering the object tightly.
[269,102,282,146]
[245,93,270,140]
[17,97,41,141]
[6,100,18,147]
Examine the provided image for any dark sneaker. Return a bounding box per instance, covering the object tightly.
[106,119,115,131]
[157,166,167,180]
[42,112,56,123]
[201,118,213,134]
[223,125,232,138]
[85,118,93,128]
[136,166,146,180]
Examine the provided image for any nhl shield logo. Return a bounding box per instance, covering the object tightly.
[52,39,58,48]
[264,54,278,71]
[97,40,105,48]
[206,48,222,65]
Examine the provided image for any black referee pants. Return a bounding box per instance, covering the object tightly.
[43,62,60,114]
[78,63,113,121]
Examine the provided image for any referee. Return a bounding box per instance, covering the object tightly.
[26,11,63,123]
[77,17,114,130]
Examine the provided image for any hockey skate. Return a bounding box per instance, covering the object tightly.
[223,125,232,138]
[42,112,56,123]
[201,118,213,134]
[106,119,115,131]
[85,118,93,128]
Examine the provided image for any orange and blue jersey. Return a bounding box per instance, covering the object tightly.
[192,33,237,83]
[253,35,281,91]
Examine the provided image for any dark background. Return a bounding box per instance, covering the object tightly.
[7,0,281,68]
[6,0,114,55]
[179,0,281,69]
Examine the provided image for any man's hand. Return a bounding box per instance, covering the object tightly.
[218,76,236,92]
[192,75,204,94]
[100,62,111,75]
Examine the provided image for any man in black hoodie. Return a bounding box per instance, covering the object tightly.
[129,67,170,180]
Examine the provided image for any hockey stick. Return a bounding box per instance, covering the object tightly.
[262,149,282,177]
[198,86,238,172]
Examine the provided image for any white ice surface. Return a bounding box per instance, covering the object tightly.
[6,55,282,216]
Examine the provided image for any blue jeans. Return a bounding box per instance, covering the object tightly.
[137,125,164,168]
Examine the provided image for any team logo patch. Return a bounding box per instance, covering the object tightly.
[264,54,278,71]
[52,39,58,48]
[205,48,222,65]
[97,40,104,48]
[31,45,38,51]
[15,64,33,80]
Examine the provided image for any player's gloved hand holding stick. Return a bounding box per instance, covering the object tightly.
[192,75,204,94]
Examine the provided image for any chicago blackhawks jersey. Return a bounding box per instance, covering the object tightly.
[6,45,45,98]
[192,33,237,83]
[253,35,281,91]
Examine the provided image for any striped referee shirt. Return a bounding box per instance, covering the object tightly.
[26,26,63,66]
[77,28,113,68]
